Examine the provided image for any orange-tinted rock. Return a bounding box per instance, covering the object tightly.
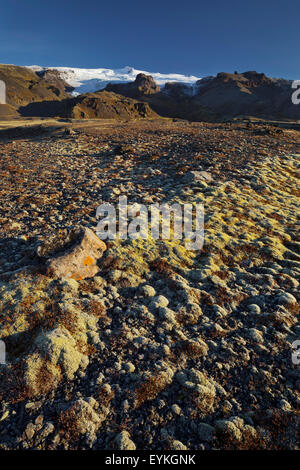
[37,227,106,280]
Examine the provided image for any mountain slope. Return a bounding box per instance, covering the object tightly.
[27,65,200,95]
[0,64,71,109]
[19,90,159,120]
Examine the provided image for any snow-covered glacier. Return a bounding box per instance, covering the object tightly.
[27,65,201,95]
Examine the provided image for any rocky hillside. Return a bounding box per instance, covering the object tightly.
[0,65,71,110]
[19,90,158,120]
[192,71,300,121]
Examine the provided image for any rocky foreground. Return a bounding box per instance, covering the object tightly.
[0,119,299,450]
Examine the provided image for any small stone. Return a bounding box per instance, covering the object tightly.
[154,295,169,307]
[215,420,242,441]
[35,414,44,427]
[10,222,22,230]
[183,170,213,184]
[63,399,105,436]
[171,404,182,416]
[114,361,122,371]
[248,304,261,314]
[279,399,292,411]
[169,439,188,450]
[277,292,297,306]
[198,423,215,442]
[140,284,156,297]
[25,422,35,440]
[158,307,177,324]
[123,362,135,373]
[213,305,229,317]
[122,400,130,413]
[149,295,169,310]
[96,373,105,384]
[25,401,43,412]
[247,328,264,343]
[114,431,136,450]
[39,422,55,439]
[102,383,112,394]
[0,410,9,422]
[159,344,171,356]
[87,397,97,408]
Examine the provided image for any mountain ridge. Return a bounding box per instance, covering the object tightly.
[1,64,299,122]
[26,65,201,95]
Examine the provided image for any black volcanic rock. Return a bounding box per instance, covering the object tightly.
[106,73,160,98]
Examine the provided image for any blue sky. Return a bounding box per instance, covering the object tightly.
[0,0,299,79]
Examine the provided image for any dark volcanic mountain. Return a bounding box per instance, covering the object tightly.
[104,70,300,122]
[192,71,299,121]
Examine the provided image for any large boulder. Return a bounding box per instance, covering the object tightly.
[134,73,160,95]
[106,73,160,98]
[37,226,106,280]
